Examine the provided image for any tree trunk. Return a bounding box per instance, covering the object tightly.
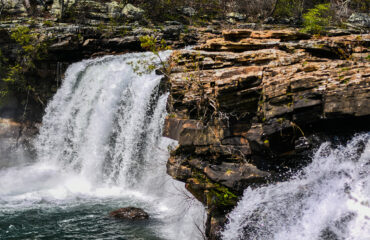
[268,0,279,17]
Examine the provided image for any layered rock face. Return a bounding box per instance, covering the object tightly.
[164,29,370,239]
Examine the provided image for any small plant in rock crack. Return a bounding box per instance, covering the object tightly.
[180,52,220,122]
[127,35,172,77]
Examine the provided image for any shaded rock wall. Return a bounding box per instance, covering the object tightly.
[164,29,370,239]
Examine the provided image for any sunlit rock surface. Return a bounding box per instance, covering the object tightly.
[164,29,370,239]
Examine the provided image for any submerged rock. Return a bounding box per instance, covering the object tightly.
[109,207,149,220]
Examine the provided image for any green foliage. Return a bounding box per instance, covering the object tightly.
[127,35,172,76]
[302,3,331,34]
[349,0,370,13]
[0,49,9,99]
[140,35,171,54]
[207,183,238,207]
[43,20,54,27]
[11,26,34,46]
[11,26,48,65]
[3,64,23,83]
[1,25,51,106]
[193,170,237,207]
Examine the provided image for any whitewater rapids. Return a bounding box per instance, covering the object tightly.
[222,133,370,240]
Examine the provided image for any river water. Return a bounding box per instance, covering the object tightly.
[222,133,370,240]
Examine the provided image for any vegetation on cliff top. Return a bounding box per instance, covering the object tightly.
[0,25,52,115]
[1,0,369,26]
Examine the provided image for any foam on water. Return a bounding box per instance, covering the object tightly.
[222,133,370,240]
[0,52,205,239]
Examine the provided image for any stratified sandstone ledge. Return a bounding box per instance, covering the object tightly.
[164,29,369,239]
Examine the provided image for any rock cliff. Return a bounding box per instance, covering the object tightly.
[0,17,213,121]
[163,29,370,239]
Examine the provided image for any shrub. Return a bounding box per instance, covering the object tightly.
[302,3,331,34]
[43,20,54,27]
[1,25,51,108]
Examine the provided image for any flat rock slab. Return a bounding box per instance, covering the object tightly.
[109,207,149,220]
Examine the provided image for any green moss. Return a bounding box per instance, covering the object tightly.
[43,20,54,27]
[192,170,237,208]
[207,184,238,207]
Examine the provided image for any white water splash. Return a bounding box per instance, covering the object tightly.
[222,133,370,240]
[0,52,205,239]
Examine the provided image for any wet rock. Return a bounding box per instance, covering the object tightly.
[204,162,270,191]
[109,207,149,220]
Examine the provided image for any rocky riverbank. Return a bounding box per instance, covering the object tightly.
[163,29,370,239]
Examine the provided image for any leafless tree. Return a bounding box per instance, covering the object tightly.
[0,0,5,16]
[330,0,352,19]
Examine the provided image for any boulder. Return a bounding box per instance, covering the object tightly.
[1,0,27,16]
[348,13,370,29]
[226,12,246,21]
[163,23,183,40]
[182,7,196,17]
[109,207,149,220]
[107,1,122,19]
[122,4,144,21]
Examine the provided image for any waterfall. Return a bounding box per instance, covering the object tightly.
[222,133,370,240]
[0,52,205,239]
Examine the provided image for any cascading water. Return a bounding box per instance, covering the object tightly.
[222,133,370,240]
[0,52,205,239]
